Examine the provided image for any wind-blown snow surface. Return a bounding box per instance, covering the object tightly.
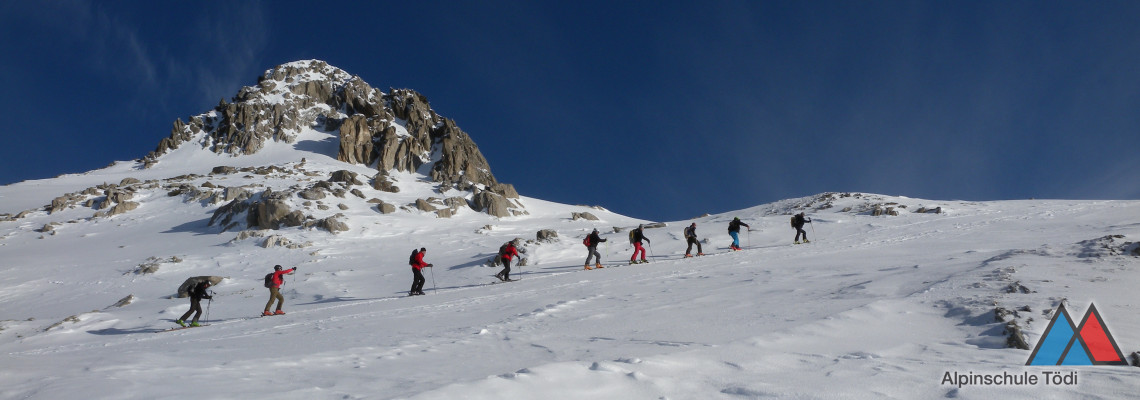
[2,143,1139,398]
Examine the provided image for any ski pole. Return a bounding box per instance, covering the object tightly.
[430,265,437,294]
[517,258,522,280]
[809,220,816,241]
[206,297,212,325]
[747,229,751,248]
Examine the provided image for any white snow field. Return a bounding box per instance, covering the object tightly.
[1,132,1138,399]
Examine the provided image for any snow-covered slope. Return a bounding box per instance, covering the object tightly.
[2,155,1138,399]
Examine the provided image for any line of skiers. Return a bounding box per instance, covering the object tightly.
[582,214,811,269]
[178,214,815,325]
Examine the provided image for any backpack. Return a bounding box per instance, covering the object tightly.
[684,226,694,239]
[583,236,591,247]
[499,243,509,256]
[409,249,419,266]
[263,273,274,288]
[629,230,636,244]
[790,216,796,228]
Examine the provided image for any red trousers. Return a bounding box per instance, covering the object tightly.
[631,243,646,261]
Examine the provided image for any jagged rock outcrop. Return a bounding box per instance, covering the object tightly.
[253,199,306,230]
[143,60,524,217]
[473,191,512,218]
[208,187,361,234]
[338,115,375,165]
[372,171,399,193]
[49,194,80,214]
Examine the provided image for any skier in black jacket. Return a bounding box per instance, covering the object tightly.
[684,223,704,257]
[792,212,812,244]
[177,281,213,327]
[584,229,607,270]
[728,217,751,251]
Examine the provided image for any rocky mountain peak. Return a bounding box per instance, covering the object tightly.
[143,60,523,217]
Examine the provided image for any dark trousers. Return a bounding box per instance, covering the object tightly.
[180,297,203,322]
[265,287,284,311]
[686,237,703,255]
[795,226,808,241]
[498,258,512,280]
[411,268,426,293]
[585,246,601,265]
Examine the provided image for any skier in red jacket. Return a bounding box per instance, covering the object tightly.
[496,242,520,281]
[263,265,296,316]
[409,248,433,296]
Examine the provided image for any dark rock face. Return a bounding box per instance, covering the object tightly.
[144,60,523,217]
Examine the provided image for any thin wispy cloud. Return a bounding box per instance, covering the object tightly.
[187,2,269,107]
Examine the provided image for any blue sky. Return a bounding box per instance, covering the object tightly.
[2,1,1138,222]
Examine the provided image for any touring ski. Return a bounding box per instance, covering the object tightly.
[158,324,208,333]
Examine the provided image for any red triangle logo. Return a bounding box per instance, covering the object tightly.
[1076,304,1128,365]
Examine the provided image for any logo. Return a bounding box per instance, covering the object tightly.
[1026,303,1127,366]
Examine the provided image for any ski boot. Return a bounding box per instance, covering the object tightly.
[794,241,800,245]
[697,253,705,256]
[684,254,693,258]
[274,310,286,315]
[584,264,593,270]
[804,239,810,243]
[640,259,649,264]
[262,311,273,316]
[596,263,604,269]
[190,321,201,327]
[176,319,187,327]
